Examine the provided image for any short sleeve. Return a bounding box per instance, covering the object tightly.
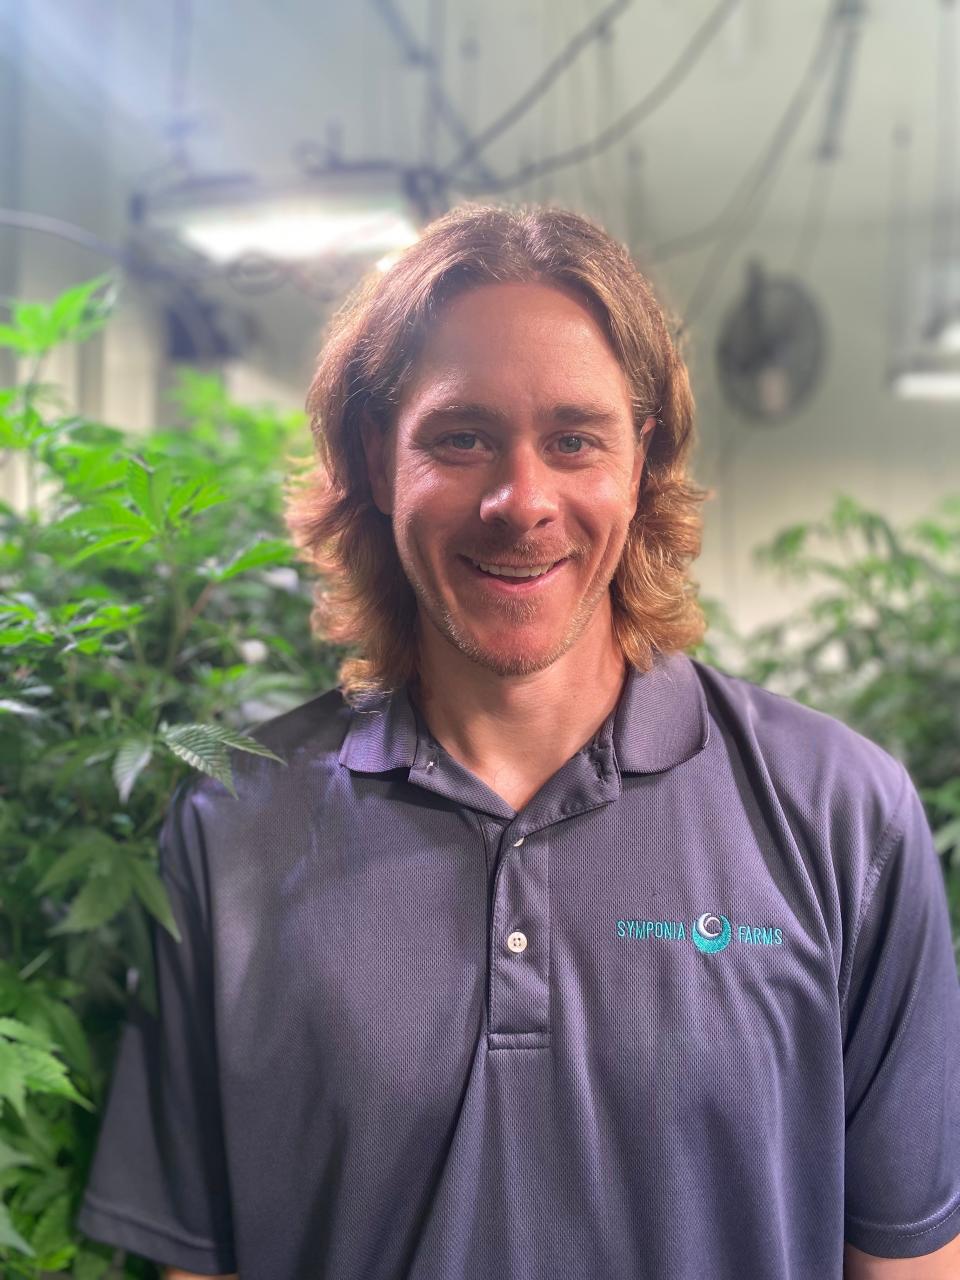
[842,764,960,1258]
[74,779,238,1275]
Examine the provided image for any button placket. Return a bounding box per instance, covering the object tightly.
[488,826,551,1048]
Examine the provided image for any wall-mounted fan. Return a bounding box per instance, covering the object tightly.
[715,261,826,422]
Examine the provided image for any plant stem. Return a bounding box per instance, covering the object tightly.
[163,576,215,675]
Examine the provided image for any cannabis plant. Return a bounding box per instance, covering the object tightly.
[732,493,960,955]
[0,278,334,1276]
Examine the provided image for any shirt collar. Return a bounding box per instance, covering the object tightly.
[338,649,709,780]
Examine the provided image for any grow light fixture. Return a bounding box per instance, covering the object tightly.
[892,367,960,399]
[137,168,421,266]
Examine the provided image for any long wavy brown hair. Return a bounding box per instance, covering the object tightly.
[284,203,709,702]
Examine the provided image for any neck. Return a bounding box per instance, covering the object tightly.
[411,600,628,810]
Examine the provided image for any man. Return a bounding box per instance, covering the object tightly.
[75,205,959,1278]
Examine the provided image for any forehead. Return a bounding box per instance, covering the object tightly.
[399,281,632,409]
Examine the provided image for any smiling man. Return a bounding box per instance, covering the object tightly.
[75,206,959,1279]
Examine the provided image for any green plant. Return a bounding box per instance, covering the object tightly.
[0,278,336,1275]
[724,493,960,958]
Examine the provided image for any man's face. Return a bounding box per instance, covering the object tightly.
[362,280,652,678]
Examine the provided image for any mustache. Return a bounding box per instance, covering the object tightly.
[461,539,585,562]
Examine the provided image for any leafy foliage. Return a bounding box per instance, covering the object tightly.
[0,279,337,1275]
[702,493,960,959]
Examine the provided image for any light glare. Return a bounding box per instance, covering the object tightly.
[175,202,419,264]
[893,369,960,399]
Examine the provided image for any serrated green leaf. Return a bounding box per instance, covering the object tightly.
[113,735,154,805]
[25,1188,73,1262]
[158,727,234,794]
[15,1164,71,1217]
[0,1039,28,1117]
[34,839,105,894]
[7,1040,93,1109]
[0,323,33,354]
[0,1197,34,1255]
[188,480,228,514]
[64,530,152,566]
[128,860,182,943]
[66,601,143,633]
[161,721,286,766]
[0,1018,55,1051]
[13,299,58,351]
[210,538,293,582]
[58,500,152,537]
[125,457,161,530]
[49,273,113,334]
[0,627,54,646]
[45,868,133,935]
[30,996,92,1082]
[165,478,205,525]
[0,1135,37,1175]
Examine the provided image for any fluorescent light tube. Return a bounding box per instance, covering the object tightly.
[893,368,960,399]
[176,202,419,264]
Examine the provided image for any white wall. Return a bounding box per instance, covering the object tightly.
[666,218,959,636]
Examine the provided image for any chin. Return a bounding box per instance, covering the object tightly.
[447,625,579,677]
[466,647,559,678]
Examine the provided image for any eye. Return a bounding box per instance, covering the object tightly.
[440,432,480,450]
[556,434,586,454]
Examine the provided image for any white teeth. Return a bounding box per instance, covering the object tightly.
[473,560,557,578]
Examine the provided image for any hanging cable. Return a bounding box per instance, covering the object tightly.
[678,0,844,336]
[789,0,864,271]
[445,0,631,176]
[369,0,497,188]
[0,209,229,361]
[651,0,848,269]
[451,0,740,196]
[0,209,135,267]
[814,0,864,161]
[422,0,446,170]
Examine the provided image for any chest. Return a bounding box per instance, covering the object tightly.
[207,780,839,1134]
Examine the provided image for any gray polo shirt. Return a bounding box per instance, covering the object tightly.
[74,651,960,1278]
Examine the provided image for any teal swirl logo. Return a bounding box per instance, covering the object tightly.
[692,912,731,954]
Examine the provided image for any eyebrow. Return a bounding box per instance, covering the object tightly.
[414,401,624,430]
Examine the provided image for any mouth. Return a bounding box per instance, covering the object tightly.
[459,554,569,590]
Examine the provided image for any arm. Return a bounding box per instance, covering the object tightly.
[164,1270,239,1280]
[844,1233,960,1278]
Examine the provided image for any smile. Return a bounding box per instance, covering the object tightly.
[460,555,568,590]
[470,559,559,578]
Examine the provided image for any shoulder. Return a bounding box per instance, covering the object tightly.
[686,659,925,986]
[688,656,912,845]
[173,685,354,821]
[241,685,352,760]
[689,656,906,786]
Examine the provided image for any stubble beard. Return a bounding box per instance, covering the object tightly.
[401,537,626,678]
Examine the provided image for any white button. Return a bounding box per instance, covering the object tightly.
[507,930,528,954]
[512,837,524,846]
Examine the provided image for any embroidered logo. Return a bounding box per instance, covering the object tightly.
[616,910,783,953]
[691,912,731,953]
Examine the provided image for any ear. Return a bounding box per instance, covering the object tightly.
[630,415,657,502]
[359,414,394,516]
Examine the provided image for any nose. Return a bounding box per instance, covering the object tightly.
[478,442,559,533]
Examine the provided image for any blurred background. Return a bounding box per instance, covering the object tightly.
[1,0,958,632]
[1,4,959,1271]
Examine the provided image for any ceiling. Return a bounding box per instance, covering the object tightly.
[4,0,956,388]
